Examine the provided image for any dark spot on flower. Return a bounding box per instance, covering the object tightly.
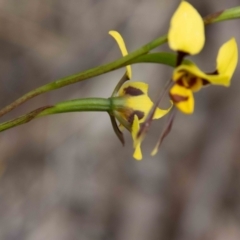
[128,111,144,124]
[201,70,218,86]
[188,77,197,87]
[177,79,184,86]
[202,79,210,86]
[177,75,203,89]
[124,86,144,96]
[170,94,188,103]
[206,70,219,75]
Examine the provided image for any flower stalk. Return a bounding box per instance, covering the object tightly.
[0,98,118,132]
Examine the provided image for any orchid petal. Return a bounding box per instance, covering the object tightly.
[216,38,238,86]
[109,31,132,79]
[170,84,194,114]
[168,1,205,55]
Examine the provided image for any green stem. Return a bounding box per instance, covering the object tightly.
[0,6,240,118]
[40,98,113,115]
[204,6,240,24]
[0,98,116,132]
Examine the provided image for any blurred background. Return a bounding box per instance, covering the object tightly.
[0,0,240,239]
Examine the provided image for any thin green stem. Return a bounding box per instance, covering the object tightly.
[204,6,240,24]
[40,98,113,115]
[0,6,240,118]
[0,98,114,132]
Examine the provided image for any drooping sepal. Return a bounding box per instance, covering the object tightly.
[108,113,125,146]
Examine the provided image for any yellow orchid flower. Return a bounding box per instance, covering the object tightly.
[168,1,238,114]
[113,81,171,160]
[170,38,238,114]
[109,30,172,160]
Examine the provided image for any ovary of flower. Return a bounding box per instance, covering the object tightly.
[117,82,171,160]
[168,1,205,55]
[170,38,238,114]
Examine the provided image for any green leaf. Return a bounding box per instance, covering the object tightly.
[130,52,192,67]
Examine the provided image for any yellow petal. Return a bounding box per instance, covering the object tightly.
[109,30,132,79]
[216,38,238,85]
[168,1,205,55]
[133,145,142,161]
[170,84,194,114]
[153,101,173,119]
[132,115,143,160]
[174,63,228,86]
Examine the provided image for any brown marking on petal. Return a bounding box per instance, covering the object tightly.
[202,79,210,86]
[128,110,144,124]
[170,94,188,103]
[124,86,144,96]
[203,10,224,25]
[206,70,219,75]
[177,79,184,87]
